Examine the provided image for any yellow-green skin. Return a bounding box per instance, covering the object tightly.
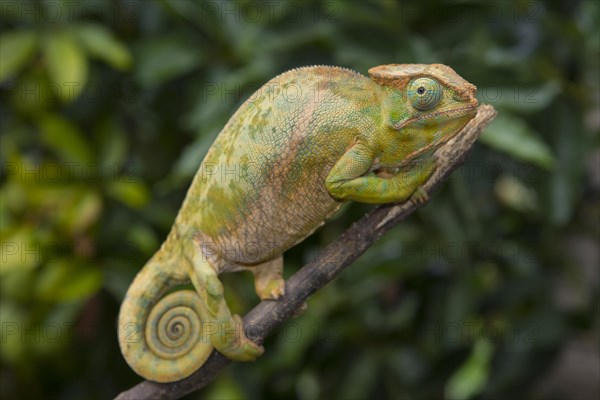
[118,64,478,382]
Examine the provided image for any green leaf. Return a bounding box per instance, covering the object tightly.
[480,113,555,169]
[0,30,38,82]
[10,70,55,113]
[170,133,216,184]
[0,266,36,302]
[94,115,128,172]
[43,31,88,102]
[37,113,94,164]
[478,82,561,113]
[61,190,102,234]
[0,301,27,362]
[73,23,132,70]
[135,36,202,87]
[203,375,245,400]
[1,174,27,217]
[106,180,150,208]
[22,184,101,234]
[446,339,494,400]
[126,223,159,255]
[494,175,538,213]
[34,303,82,355]
[36,260,102,302]
[0,226,40,275]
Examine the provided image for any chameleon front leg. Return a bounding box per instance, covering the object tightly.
[188,242,264,361]
[325,142,435,204]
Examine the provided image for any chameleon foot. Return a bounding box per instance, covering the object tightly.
[188,248,264,363]
[216,315,264,361]
[252,256,285,301]
[257,277,286,301]
[409,187,429,205]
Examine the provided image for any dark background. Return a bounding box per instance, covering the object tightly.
[1,1,598,399]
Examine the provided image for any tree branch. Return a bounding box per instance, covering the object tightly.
[115,105,497,400]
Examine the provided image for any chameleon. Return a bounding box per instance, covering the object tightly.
[118,64,479,382]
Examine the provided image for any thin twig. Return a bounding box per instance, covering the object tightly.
[115,105,497,400]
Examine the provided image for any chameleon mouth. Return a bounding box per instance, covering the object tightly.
[392,104,478,131]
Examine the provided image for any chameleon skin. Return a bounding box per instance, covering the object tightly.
[118,64,478,382]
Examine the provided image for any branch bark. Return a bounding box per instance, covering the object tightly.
[115,105,497,400]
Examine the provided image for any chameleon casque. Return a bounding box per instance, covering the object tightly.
[119,64,479,382]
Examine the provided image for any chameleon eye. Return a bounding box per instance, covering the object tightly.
[408,77,443,111]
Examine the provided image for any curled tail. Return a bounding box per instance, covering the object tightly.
[118,250,213,382]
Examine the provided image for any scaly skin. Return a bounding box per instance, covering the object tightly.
[118,64,478,382]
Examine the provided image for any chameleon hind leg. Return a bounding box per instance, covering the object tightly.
[250,256,285,301]
[249,256,309,316]
[188,241,264,361]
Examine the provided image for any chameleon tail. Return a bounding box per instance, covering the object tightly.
[117,252,213,382]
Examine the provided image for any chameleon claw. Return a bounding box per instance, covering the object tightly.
[409,187,429,205]
[257,278,286,301]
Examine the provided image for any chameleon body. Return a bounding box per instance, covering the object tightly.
[119,64,478,382]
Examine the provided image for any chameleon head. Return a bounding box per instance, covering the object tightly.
[368,64,478,167]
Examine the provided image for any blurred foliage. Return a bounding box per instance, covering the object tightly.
[0,1,598,399]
